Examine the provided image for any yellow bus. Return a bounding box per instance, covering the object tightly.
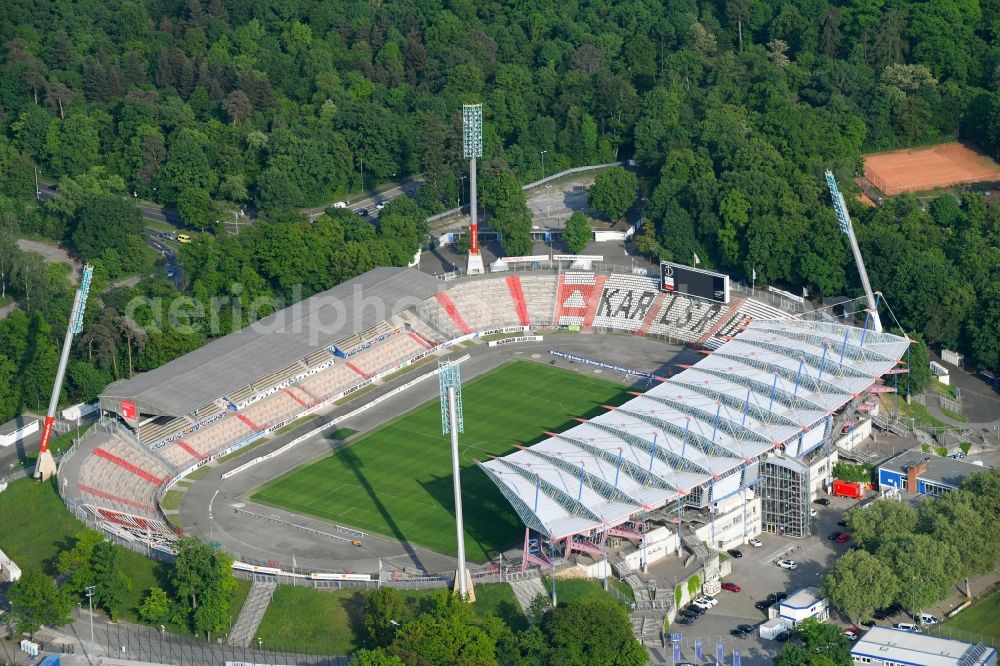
[176,233,192,244]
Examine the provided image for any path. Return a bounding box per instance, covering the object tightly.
[17,238,82,283]
[227,579,277,647]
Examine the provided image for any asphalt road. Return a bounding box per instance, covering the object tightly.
[304,177,424,220]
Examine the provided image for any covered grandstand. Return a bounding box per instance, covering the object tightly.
[58,264,901,571]
[478,318,909,548]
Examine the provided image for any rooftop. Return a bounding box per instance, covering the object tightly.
[480,318,910,539]
[780,586,824,610]
[99,268,442,417]
[880,449,986,488]
[852,626,995,666]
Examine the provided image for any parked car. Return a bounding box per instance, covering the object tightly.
[896,622,923,633]
[693,596,718,609]
[755,600,771,611]
[837,520,848,528]
[730,629,749,639]
[917,613,939,626]
[861,619,877,628]
[375,201,387,210]
[333,201,347,208]
[676,616,695,625]
[829,531,842,541]
[844,626,863,639]
[721,582,742,593]
[774,592,789,602]
[777,559,798,570]
[687,604,707,616]
[949,452,966,459]
[748,537,763,547]
[727,549,743,558]
[680,609,699,619]
[737,624,755,633]
[815,497,831,506]
[775,631,791,642]
[835,532,853,544]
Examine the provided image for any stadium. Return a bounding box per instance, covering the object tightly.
[54,260,910,590]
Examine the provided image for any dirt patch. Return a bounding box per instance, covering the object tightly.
[863,143,1000,195]
[17,238,81,283]
[856,193,877,207]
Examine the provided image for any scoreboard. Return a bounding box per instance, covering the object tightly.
[660,262,730,304]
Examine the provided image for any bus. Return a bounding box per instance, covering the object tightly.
[176,233,192,244]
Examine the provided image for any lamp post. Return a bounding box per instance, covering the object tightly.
[540,150,547,181]
[85,585,96,666]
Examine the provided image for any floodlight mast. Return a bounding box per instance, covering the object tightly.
[34,264,94,481]
[463,104,484,275]
[439,360,469,599]
[825,171,883,333]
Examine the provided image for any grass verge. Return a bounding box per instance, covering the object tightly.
[936,589,1000,643]
[252,360,631,561]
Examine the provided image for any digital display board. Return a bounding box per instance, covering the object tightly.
[660,262,730,304]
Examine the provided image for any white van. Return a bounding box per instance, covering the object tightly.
[333,201,347,209]
[896,623,923,633]
[918,613,939,625]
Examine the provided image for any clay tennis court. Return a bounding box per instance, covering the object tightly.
[864,143,1000,195]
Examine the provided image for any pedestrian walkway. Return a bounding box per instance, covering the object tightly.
[510,578,547,615]
[228,579,277,647]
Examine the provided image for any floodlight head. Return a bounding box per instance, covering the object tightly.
[463,104,483,159]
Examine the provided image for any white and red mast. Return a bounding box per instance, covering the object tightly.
[34,264,93,481]
[463,104,485,275]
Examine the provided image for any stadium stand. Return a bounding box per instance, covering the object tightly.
[645,292,726,342]
[297,363,360,402]
[348,334,426,377]
[505,276,531,326]
[433,291,474,335]
[447,279,521,329]
[554,273,608,328]
[703,297,795,349]
[518,275,558,326]
[591,274,661,332]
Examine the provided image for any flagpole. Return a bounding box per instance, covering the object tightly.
[752,268,756,295]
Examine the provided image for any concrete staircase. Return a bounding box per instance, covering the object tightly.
[227,580,276,647]
[510,577,548,615]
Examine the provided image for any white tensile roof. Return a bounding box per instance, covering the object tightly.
[480,318,910,539]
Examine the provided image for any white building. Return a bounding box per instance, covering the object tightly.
[852,627,996,666]
[778,587,828,625]
[692,489,762,551]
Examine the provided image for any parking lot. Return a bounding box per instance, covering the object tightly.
[650,496,864,665]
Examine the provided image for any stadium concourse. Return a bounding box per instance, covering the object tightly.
[56,265,909,578]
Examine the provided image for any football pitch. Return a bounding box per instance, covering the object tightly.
[251,359,635,561]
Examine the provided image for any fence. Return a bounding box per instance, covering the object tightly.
[97,622,350,666]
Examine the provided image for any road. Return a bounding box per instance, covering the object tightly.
[303,177,424,220]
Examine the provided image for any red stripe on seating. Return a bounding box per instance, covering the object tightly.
[235,413,263,431]
[506,275,530,326]
[77,483,157,513]
[636,292,666,337]
[346,361,369,378]
[296,384,322,403]
[582,275,608,331]
[434,292,473,335]
[409,331,432,349]
[93,447,163,485]
[175,440,205,461]
[697,298,745,347]
[281,387,309,408]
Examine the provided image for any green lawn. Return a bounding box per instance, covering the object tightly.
[252,360,632,561]
[543,577,630,608]
[257,583,524,654]
[936,589,1000,643]
[0,477,89,573]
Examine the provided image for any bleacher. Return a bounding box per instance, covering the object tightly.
[555,273,605,327]
[349,334,426,377]
[590,274,661,332]
[184,413,255,459]
[239,391,299,431]
[392,310,444,346]
[415,297,466,339]
[332,320,395,355]
[297,363,359,401]
[646,293,726,342]
[506,275,553,326]
[77,434,169,518]
[447,279,521,329]
[139,416,189,448]
[703,297,794,349]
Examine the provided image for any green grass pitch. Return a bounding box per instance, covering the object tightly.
[251,359,635,561]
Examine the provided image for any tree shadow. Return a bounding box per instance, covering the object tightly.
[341,591,369,648]
[336,446,426,571]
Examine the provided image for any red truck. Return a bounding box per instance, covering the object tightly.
[832,479,864,499]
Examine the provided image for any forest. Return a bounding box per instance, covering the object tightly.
[0,0,999,423]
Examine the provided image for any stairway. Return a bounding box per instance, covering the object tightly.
[510,577,548,615]
[227,580,277,647]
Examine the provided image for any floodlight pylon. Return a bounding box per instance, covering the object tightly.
[463,104,484,275]
[34,264,93,481]
[439,360,470,599]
